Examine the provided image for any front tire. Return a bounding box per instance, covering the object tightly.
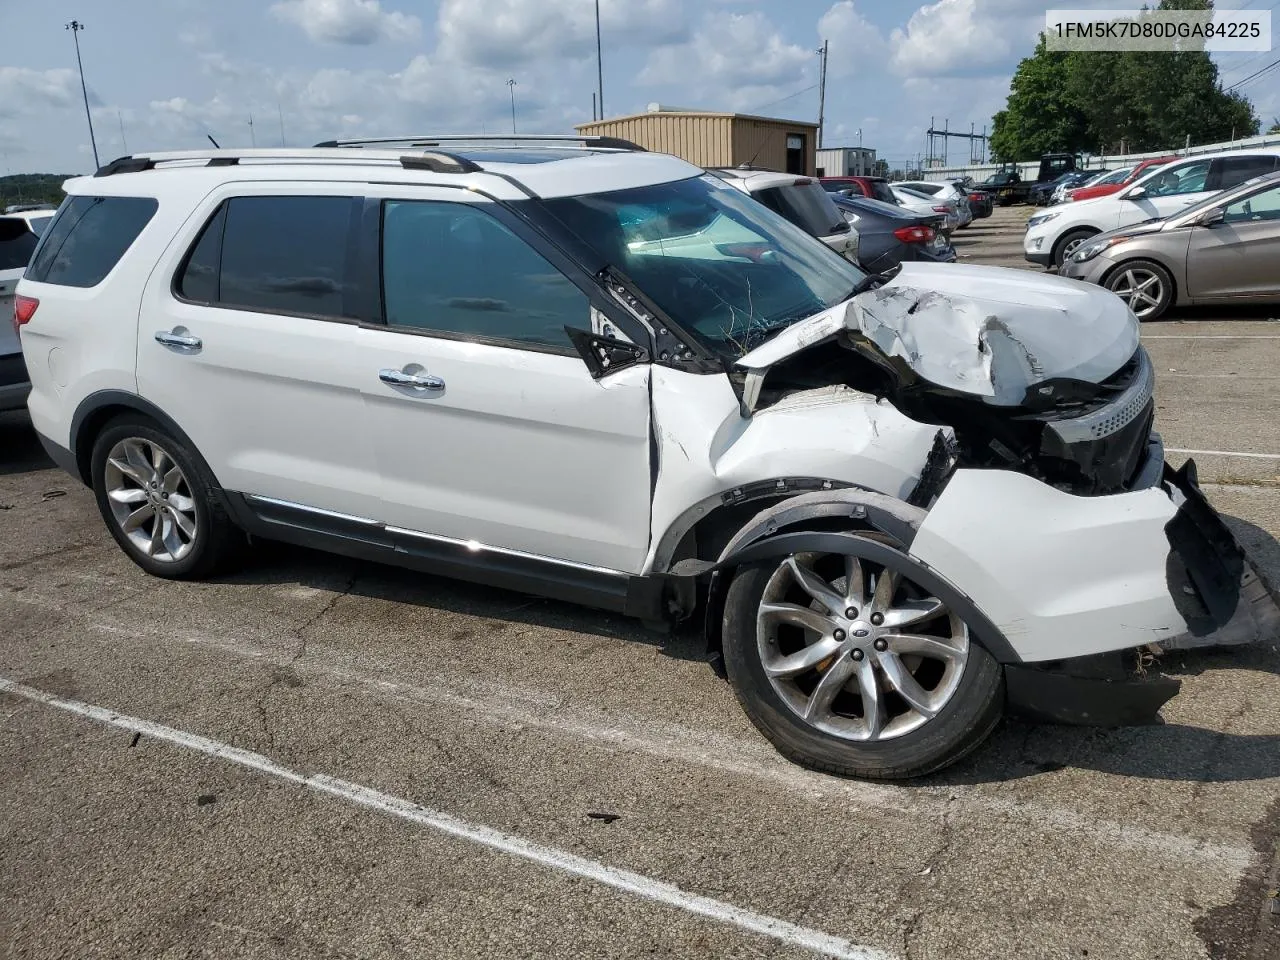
[91,415,246,579]
[721,541,1004,780]
[1053,228,1097,268]
[1104,259,1174,321]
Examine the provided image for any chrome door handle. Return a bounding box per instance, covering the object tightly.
[379,368,445,390]
[154,331,202,349]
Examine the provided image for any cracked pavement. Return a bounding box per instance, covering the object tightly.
[3,206,1280,959]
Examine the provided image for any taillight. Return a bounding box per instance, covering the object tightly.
[893,225,935,244]
[12,294,38,334]
[932,205,950,213]
[968,193,981,201]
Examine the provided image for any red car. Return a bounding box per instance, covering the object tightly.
[1067,156,1177,202]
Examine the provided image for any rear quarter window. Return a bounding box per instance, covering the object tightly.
[25,196,158,287]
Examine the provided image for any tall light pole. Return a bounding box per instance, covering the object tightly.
[815,40,828,150]
[66,20,99,169]
[595,0,604,120]
[507,79,517,134]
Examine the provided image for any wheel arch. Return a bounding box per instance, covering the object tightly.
[70,390,209,487]
[692,488,1020,670]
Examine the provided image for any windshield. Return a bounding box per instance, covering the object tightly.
[540,175,865,357]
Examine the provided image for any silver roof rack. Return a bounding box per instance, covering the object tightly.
[314,134,646,152]
[94,147,484,178]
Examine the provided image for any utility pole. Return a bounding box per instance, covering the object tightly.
[507,79,517,134]
[591,92,597,123]
[816,39,828,149]
[278,102,287,147]
[118,111,128,153]
[66,20,99,169]
[595,0,605,120]
[248,113,256,147]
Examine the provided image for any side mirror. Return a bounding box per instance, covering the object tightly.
[1124,186,1148,200]
[1198,207,1225,227]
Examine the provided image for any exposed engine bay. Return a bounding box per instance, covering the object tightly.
[736,262,1158,496]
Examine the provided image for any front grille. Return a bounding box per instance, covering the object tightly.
[1045,347,1154,445]
[1036,347,1157,494]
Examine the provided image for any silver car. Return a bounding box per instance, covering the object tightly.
[1060,170,1280,320]
[891,185,960,233]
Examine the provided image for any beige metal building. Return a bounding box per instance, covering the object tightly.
[575,105,818,175]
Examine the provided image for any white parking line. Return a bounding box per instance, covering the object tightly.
[0,676,890,960]
[1143,335,1280,339]
[1167,448,1280,461]
[0,589,1254,871]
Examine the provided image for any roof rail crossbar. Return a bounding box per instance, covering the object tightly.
[95,156,155,177]
[397,151,484,174]
[316,134,646,152]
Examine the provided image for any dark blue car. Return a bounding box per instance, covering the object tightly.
[831,195,957,273]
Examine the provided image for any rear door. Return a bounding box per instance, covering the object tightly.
[1185,180,1280,300]
[137,185,384,520]
[359,186,654,572]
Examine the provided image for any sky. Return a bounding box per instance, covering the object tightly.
[1,0,1277,175]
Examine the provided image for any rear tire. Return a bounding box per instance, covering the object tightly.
[721,538,1004,780]
[90,415,247,580]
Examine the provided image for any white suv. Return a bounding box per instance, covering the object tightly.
[1025,148,1280,268]
[16,137,1279,779]
[709,167,859,263]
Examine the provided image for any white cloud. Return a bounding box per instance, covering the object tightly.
[818,2,886,79]
[436,0,688,68]
[270,0,421,45]
[0,68,79,120]
[889,0,1016,77]
[639,10,814,112]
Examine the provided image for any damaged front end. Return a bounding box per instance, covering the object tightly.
[734,262,1280,724]
[737,262,1156,497]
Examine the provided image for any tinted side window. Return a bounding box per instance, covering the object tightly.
[176,204,227,303]
[0,218,39,270]
[381,200,585,351]
[217,196,356,318]
[1216,155,1280,191]
[25,196,157,287]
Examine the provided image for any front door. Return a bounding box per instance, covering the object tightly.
[1185,181,1280,300]
[1115,158,1213,229]
[360,187,653,573]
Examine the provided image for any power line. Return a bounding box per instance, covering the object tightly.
[748,83,818,114]
[1226,56,1280,91]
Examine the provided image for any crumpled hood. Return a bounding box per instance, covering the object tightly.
[738,262,1140,407]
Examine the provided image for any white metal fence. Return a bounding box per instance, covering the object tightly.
[921,130,1280,182]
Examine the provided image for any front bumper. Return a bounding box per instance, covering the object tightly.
[909,450,1280,665]
[1058,252,1115,285]
[1023,231,1054,266]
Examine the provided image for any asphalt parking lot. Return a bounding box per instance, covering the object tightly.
[3,205,1279,960]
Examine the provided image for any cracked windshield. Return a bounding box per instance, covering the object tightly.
[543,175,865,355]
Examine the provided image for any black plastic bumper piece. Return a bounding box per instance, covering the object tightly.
[1005,654,1180,726]
[1023,249,1053,267]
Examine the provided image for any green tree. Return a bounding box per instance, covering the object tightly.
[991,0,1258,160]
[1268,118,1280,135]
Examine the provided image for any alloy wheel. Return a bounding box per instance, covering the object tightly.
[1061,237,1087,261]
[1109,268,1164,319]
[756,551,969,742]
[103,437,198,563]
